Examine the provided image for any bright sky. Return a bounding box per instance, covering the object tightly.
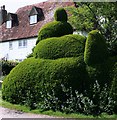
[0,0,47,13]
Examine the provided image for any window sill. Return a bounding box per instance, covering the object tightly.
[18,46,27,49]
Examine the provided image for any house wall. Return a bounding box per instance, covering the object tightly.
[0,31,87,62]
[73,31,88,37]
[0,37,36,61]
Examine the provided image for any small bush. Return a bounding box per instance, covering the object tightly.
[0,60,19,75]
[34,34,86,59]
[84,30,109,65]
[37,81,116,116]
[36,21,73,44]
[54,7,68,22]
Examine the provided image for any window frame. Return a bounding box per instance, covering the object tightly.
[18,40,27,48]
[9,41,13,50]
[29,15,37,25]
[6,20,12,28]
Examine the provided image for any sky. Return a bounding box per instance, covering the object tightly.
[0,0,47,13]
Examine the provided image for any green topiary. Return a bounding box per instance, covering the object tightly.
[86,57,117,88]
[54,7,68,22]
[36,21,73,44]
[2,57,89,106]
[84,30,109,66]
[34,34,86,59]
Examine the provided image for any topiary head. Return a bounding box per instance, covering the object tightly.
[54,7,68,22]
[84,30,109,66]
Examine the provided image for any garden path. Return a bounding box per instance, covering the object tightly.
[0,106,55,119]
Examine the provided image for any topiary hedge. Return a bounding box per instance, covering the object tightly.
[36,21,73,44]
[84,30,109,66]
[2,56,89,106]
[54,7,68,22]
[2,6,117,115]
[34,34,86,59]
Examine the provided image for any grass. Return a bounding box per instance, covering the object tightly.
[0,89,117,118]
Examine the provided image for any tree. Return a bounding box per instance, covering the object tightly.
[67,2,117,55]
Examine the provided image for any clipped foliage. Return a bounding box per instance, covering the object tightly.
[84,30,109,66]
[36,21,73,44]
[2,57,89,106]
[34,34,86,59]
[86,57,117,88]
[54,7,68,22]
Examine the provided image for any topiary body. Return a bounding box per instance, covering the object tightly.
[2,57,89,105]
[86,57,117,88]
[34,34,86,59]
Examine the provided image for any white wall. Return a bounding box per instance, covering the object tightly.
[0,37,37,61]
[73,31,88,37]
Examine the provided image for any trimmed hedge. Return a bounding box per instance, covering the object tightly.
[2,57,89,106]
[54,7,68,22]
[2,56,117,112]
[36,21,73,44]
[34,34,86,59]
[84,30,109,66]
[86,56,117,89]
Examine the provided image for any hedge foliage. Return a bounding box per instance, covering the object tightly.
[34,34,86,59]
[36,21,73,44]
[54,7,68,22]
[84,30,109,66]
[2,57,117,114]
[2,57,89,106]
[86,56,117,88]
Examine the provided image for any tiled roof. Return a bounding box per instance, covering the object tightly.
[0,0,75,42]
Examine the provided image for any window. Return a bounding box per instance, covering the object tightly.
[18,40,27,48]
[6,20,12,28]
[30,15,37,24]
[9,42,13,49]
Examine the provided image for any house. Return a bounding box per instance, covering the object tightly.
[0,0,75,62]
